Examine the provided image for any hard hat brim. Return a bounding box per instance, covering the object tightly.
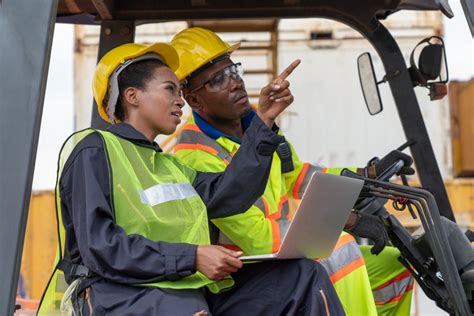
[133,42,180,72]
[213,42,241,63]
[183,42,241,81]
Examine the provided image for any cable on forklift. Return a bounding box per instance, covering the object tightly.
[393,197,409,211]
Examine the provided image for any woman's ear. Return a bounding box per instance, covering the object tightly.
[123,87,140,108]
[185,93,201,111]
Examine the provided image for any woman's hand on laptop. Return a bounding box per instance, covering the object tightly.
[196,245,243,280]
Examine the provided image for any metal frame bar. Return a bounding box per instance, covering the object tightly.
[365,24,455,221]
[461,0,474,37]
[91,0,114,20]
[58,0,457,23]
[90,20,135,129]
[0,0,58,314]
[109,0,399,23]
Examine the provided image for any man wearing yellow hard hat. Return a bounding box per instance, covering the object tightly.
[171,27,415,316]
[38,40,344,315]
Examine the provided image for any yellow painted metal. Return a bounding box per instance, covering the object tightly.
[20,192,57,300]
[449,79,474,177]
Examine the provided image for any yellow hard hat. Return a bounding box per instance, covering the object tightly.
[171,27,241,81]
[93,42,179,123]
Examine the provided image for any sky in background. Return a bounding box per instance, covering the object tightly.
[32,2,474,190]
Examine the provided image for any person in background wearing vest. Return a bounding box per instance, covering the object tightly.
[38,42,346,315]
[171,28,416,316]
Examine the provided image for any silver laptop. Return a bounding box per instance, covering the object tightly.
[239,172,364,261]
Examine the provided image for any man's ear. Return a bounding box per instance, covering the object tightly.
[123,87,140,108]
[185,93,202,111]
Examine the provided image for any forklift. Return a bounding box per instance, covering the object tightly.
[1,0,473,315]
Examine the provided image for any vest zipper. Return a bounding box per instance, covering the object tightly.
[319,288,330,316]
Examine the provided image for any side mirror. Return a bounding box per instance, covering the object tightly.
[408,36,449,100]
[357,52,383,115]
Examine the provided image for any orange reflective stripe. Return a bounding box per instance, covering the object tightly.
[277,195,291,220]
[175,128,232,165]
[330,256,365,283]
[320,235,365,284]
[375,284,414,305]
[267,196,284,227]
[173,143,218,155]
[333,233,356,251]
[271,220,281,253]
[268,199,284,221]
[182,124,202,132]
[373,270,414,305]
[321,167,328,173]
[278,195,288,212]
[374,270,412,291]
[261,196,281,253]
[292,164,325,199]
[293,163,310,199]
[269,212,281,220]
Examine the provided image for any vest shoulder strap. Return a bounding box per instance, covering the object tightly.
[175,124,233,165]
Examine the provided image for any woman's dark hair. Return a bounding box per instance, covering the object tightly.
[115,59,166,121]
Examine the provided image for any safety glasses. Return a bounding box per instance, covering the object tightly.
[189,62,243,93]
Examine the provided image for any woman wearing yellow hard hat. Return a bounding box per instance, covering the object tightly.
[38,41,292,315]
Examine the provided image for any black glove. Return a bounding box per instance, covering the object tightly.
[347,212,389,255]
[465,229,474,243]
[374,150,415,177]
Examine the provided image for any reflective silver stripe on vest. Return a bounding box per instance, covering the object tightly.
[373,273,414,304]
[296,164,323,198]
[254,197,291,240]
[254,197,266,213]
[177,129,233,163]
[320,239,362,277]
[139,183,198,207]
[280,199,290,221]
[278,200,291,240]
[278,219,291,240]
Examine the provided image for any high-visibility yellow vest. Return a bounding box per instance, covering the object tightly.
[38,129,233,314]
[360,246,415,316]
[173,116,378,316]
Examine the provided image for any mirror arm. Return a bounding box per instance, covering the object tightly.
[378,69,401,85]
